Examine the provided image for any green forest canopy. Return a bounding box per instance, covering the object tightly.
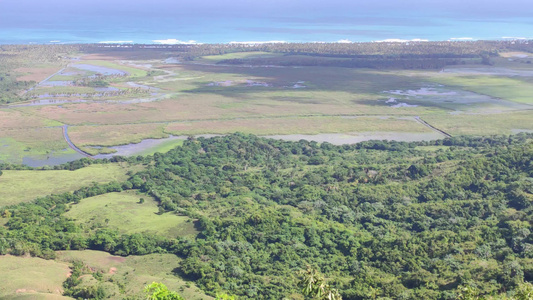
[1,133,533,299]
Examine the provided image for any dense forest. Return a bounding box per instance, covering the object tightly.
[1,133,533,299]
[82,40,533,58]
[82,40,533,68]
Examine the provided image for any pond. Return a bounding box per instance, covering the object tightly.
[22,150,85,168]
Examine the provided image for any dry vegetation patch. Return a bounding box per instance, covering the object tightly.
[68,123,167,146]
[15,66,62,82]
[166,116,431,135]
[0,109,58,129]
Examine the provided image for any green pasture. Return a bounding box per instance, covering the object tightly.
[428,111,533,135]
[135,139,185,156]
[0,137,28,163]
[64,191,196,238]
[0,131,70,165]
[0,164,135,207]
[431,75,533,105]
[1,294,73,300]
[0,255,71,299]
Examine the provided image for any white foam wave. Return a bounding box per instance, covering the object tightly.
[152,39,201,45]
[229,40,287,45]
[98,40,134,44]
[374,38,428,43]
[449,37,474,41]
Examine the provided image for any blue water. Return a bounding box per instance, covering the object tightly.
[1,0,532,44]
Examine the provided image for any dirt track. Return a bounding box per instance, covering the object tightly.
[62,125,93,158]
[414,116,452,138]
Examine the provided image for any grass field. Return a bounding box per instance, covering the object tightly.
[430,75,533,105]
[135,139,185,156]
[0,128,73,165]
[64,191,197,238]
[56,250,212,300]
[0,255,72,299]
[0,164,137,207]
[0,108,68,163]
[1,294,73,300]
[427,111,533,135]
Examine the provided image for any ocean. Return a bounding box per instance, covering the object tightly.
[1,0,533,44]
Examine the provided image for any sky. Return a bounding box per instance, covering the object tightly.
[1,0,532,44]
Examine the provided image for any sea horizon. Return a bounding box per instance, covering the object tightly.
[1,36,533,45]
[1,0,533,45]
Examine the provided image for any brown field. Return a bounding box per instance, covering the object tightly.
[0,127,65,146]
[15,66,62,82]
[30,91,435,127]
[0,109,61,129]
[68,123,167,146]
[165,115,432,135]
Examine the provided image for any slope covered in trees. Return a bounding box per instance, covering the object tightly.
[1,133,533,299]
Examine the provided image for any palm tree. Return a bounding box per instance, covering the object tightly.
[144,282,184,300]
[298,266,343,300]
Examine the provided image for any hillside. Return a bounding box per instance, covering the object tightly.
[1,133,532,299]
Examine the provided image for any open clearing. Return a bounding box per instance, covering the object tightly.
[56,250,212,300]
[0,164,136,207]
[64,191,197,238]
[427,110,533,135]
[0,255,71,299]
